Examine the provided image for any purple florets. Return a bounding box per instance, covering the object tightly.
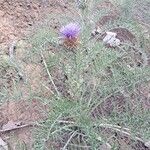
[60,23,80,39]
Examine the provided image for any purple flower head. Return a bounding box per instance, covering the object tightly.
[60,23,80,39]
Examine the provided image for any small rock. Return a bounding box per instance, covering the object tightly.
[103,31,116,43]
[103,31,120,47]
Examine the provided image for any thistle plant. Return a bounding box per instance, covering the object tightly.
[31,0,150,149]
